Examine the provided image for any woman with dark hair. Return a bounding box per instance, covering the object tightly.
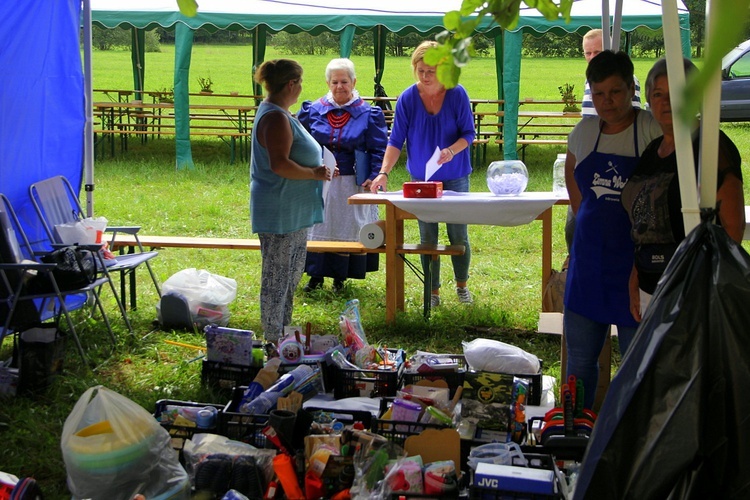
[622,57,745,320]
[251,59,334,342]
[563,50,663,409]
[297,58,388,293]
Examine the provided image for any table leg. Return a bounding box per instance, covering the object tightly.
[541,207,552,305]
[384,203,406,323]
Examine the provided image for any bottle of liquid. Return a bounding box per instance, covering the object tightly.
[239,358,281,411]
[240,364,314,414]
[552,153,567,197]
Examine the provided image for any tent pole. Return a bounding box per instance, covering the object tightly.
[663,0,701,233]
[83,0,94,217]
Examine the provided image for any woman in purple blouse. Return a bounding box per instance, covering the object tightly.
[297,58,388,292]
[370,41,476,307]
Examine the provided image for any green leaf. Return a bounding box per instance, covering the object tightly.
[452,37,474,68]
[437,60,461,89]
[424,44,453,67]
[679,0,750,123]
[444,10,463,31]
[176,0,198,17]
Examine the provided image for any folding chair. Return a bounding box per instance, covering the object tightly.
[29,175,161,310]
[0,194,125,361]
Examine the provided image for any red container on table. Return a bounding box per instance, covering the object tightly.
[403,181,443,198]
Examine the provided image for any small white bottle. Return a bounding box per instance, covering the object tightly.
[552,153,567,197]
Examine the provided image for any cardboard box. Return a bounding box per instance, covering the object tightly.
[205,325,257,365]
[403,181,443,198]
[473,461,555,495]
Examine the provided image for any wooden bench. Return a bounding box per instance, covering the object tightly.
[110,234,465,318]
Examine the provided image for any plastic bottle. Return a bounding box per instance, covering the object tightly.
[240,364,314,414]
[330,349,360,370]
[552,153,567,197]
[240,358,281,406]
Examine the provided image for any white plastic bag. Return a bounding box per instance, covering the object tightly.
[159,268,237,327]
[61,385,190,500]
[462,338,540,375]
[55,217,108,245]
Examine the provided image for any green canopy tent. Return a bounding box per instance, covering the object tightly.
[90,0,690,168]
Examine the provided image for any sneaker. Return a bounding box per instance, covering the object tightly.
[303,277,324,293]
[430,294,441,308]
[333,279,346,293]
[457,286,473,304]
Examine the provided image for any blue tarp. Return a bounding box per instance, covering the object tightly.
[0,0,84,243]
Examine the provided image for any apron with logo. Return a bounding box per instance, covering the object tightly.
[565,118,640,327]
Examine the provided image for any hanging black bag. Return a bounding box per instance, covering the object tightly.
[39,246,98,291]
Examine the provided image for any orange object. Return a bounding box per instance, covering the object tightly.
[272,454,305,500]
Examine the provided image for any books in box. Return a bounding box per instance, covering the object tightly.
[473,462,555,495]
[205,325,256,365]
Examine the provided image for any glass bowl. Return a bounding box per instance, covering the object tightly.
[486,160,528,196]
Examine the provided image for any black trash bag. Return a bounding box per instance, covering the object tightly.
[14,323,65,394]
[574,211,750,499]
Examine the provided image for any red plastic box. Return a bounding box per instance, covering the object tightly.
[403,181,443,198]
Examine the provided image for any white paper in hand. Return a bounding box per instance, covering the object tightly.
[322,146,337,200]
[424,146,441,181]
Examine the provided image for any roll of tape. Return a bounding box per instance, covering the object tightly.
[359,220,386,249]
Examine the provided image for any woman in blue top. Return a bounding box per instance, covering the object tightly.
[251,59,334,342]
[370,41,476,307]
[298,58,388,293]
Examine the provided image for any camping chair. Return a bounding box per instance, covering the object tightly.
[29,175,161,310]
[0,194,123,362]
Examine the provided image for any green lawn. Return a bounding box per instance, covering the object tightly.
[2,45,750,499]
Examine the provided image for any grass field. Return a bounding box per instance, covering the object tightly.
[2,44,750,498]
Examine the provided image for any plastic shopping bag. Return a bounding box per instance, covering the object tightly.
[61,385,190,500]
[54,217,108,245]
[158,268,238,328]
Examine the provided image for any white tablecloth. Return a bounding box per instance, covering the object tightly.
[383,191,560,226]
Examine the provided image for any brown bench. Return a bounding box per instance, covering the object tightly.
[110,234,464,318]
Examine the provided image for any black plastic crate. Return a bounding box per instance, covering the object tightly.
[402,354,467,399]
[469,453,565,499]
[331,349,405,399]
[201,359,259,391]
[221,386,269,447]
[154,399,225,454]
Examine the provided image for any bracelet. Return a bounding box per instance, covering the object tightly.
[378,171,389,178]
[447,148,455,158]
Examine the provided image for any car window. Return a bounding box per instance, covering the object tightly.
[728,50,750,78]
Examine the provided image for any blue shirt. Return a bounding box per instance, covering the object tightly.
[250,102,324,234]
[388,84,475,181]
[297,96,388,180]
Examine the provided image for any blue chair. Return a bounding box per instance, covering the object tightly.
[29,175,161,310]
[0,193,125,361]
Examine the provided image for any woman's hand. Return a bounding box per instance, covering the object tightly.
[437,147,455,165]
[370,173,388,193]
[312,166,333,181]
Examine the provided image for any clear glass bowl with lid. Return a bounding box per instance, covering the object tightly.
[486,160,529,196]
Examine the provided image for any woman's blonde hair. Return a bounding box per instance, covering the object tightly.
[411,41,438,77]
[254,59,303,95]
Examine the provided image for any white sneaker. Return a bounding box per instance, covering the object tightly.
[430,294,441,308]
[457,286,473,304]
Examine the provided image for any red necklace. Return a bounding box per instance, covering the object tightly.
[326,110,351,129]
